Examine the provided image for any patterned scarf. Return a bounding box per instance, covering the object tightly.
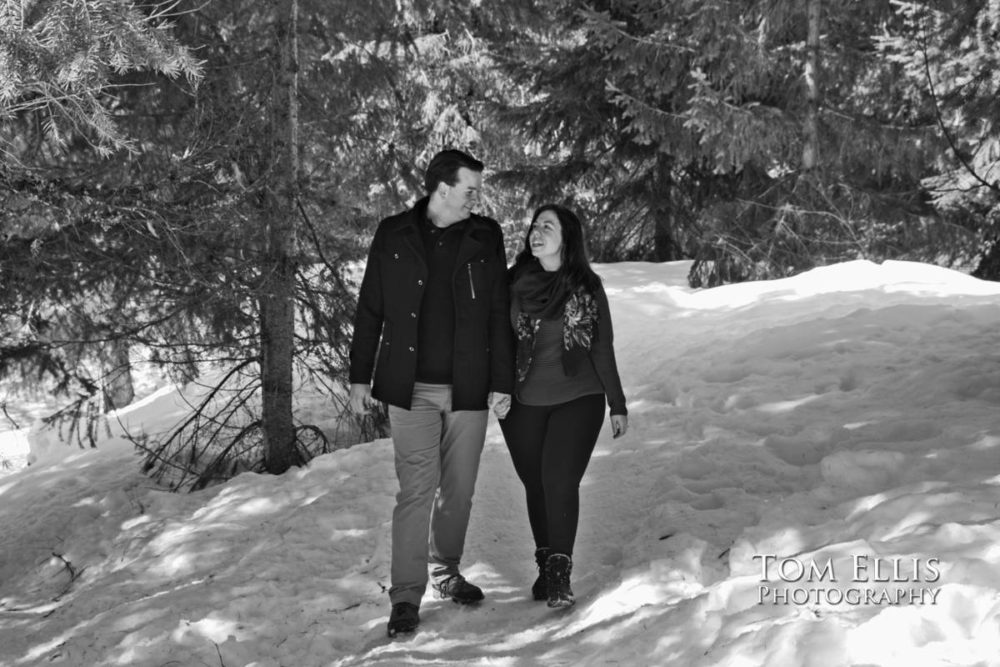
[511,262,599,382]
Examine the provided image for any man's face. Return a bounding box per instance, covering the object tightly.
[439,168,482,222]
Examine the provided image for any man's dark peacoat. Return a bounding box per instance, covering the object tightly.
[349,198,515,410]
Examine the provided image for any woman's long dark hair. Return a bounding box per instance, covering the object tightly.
[511,204,603,294]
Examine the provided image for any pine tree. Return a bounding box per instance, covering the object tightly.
[488,0,971,285]
[2,0,517,487]
[877,0,1000,279]
[2,0,202,422]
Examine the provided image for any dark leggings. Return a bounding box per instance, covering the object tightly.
[499,393,606,556]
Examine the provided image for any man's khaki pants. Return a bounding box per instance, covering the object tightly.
[387,383,489,607]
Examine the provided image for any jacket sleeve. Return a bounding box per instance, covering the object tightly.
[591,282,628,416]
[488,226,515,394]
[348,223,385,385]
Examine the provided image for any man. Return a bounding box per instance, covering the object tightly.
[348,149,514,637]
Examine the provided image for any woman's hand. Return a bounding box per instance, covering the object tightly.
[490,392,512,420]
[610,414,628,439]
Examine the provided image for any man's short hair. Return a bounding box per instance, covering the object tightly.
[424,149,484,194]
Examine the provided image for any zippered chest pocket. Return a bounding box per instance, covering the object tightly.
[465,257,490,300]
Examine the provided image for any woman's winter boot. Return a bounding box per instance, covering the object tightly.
[532,548,551,600]
[545,552,575,608]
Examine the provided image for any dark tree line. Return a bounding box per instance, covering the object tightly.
[2,0,998,486]
[488,0,999,284]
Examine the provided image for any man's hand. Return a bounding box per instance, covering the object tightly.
[490,392,511,420]
[610,414,628,439]
[349,383,374,415]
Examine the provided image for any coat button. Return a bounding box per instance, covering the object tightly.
[410,312,416,318]
[417,279,424,286]
[393,252,399,259]
[408,346,415,352]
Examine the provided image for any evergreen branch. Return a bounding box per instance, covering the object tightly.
[295,197,345,281]
[919,19,998,193]
[143,357,256,457]
[190,420,262,492]
[578,9,695,53]
[114,411,193,476]
[1,401,20,430]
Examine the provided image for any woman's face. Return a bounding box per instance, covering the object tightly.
[528,210,563,268]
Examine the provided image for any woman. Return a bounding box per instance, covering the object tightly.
[496,204,628,608]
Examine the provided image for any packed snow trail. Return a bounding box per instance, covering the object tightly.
[1,260,999,666]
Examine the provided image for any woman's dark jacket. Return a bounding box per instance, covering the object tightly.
[349,198,515,410]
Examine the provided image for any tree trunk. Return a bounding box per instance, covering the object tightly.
[102,339,134,412]
[260,0,300,474]
[653,209,682,261]
[972,237,1000,282]
[802,0,821,172]
[652,154,683,261]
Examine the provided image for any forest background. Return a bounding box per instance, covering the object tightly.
[2,0,999,485]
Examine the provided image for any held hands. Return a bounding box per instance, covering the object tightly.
[611,414,628,439]
[349,383,375,415]
[490,392,512,420]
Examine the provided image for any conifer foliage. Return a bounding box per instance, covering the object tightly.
[1,0,202,153]
[489,0,998,284]
[877,0,1000,279]
[2,0,205,454]
[4,0,1000,488]
[2,0,511,488]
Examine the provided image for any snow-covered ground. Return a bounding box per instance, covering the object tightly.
[2,259,999,667]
